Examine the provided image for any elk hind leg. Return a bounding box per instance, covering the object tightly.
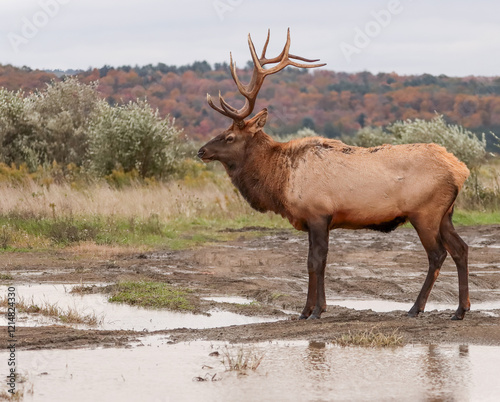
[440,207,469,320]
[408,215,447,317]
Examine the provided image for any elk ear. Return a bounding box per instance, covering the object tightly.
[245,108,268,135]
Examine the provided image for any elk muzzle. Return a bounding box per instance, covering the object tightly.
[197,147,212,163]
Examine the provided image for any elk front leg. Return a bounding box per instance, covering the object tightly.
[299,221,329,320]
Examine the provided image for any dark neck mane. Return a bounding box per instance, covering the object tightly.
[229,132,289,215]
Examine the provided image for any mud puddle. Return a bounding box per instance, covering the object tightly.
[201,296,255,305]
[0,284,283,331]
[4,337,500,401]
[327,298,500,315]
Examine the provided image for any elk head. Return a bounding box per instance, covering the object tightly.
[197,28,325,168]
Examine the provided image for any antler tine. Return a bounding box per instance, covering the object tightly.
[260,29,271,59]
[258,29,325,73]
[286,58,327,69]
[261,53,326,68]
[258,27,291,66]
[206,93,227,116]
[247,33,265,74]
[229,52,249,96]
[263,28,292,75]
[259,30,324,67]
[207,92,243,122]
[219,92,242,115]
[289,54,323,63]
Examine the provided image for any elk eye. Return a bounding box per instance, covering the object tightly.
[226,134,235,143]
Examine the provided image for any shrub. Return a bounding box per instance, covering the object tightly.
[273,127,319,143]
[347,115,487,169]
[1,79,188,181]
[0,78,101,170]
[88,100,183,179]
[26,77,101,167]
[387,116,487,169]
[344,126,389,148]
[0,88,33,167]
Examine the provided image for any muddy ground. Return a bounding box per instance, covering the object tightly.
[1,225,500,349]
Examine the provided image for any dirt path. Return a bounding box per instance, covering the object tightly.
[1,225,499,349]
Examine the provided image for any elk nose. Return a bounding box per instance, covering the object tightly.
[197,148,206,159]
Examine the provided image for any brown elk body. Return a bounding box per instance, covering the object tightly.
[198,30,470,320]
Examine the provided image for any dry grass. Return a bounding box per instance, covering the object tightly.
[0,175,291,249]
[332,329,404,348]
[222,346,265,372]
[0,176,251,221]
[66,242,146,259]
[0,296,102,326]
[0,373,33,401]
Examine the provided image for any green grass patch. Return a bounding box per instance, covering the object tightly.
[402,209,500,229]
[0,210,292,251]
[453,210,500,226]
[108,281,197,311]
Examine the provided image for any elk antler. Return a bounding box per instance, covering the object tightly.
[207,28,326,128]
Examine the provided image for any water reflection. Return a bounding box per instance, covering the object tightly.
[304,341,331,378]
[422,344,471,401]
[297,343,477,401]
[2,340,500,401]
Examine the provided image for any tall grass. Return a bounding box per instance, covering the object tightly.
[0,176,247,221]
[0,174,290,250]
[456,158,500,211]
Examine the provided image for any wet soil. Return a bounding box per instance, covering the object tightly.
[1,225,500,350]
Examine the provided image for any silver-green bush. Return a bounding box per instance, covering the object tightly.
[347,115,487,169]
[26,77,101,167]
[0,88,33,167]
[0,78,101,169]
[273,127,319,143]
[88,100,182,179]
[1,79,186,180]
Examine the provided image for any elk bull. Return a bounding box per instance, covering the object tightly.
[198,29,470,320]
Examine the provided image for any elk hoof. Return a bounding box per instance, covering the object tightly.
[451,307,469,320]
[407,307,421,318]
[307,314,320,320]
[299,314,309,320]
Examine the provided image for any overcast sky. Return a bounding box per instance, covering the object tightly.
[1,0,499,76]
